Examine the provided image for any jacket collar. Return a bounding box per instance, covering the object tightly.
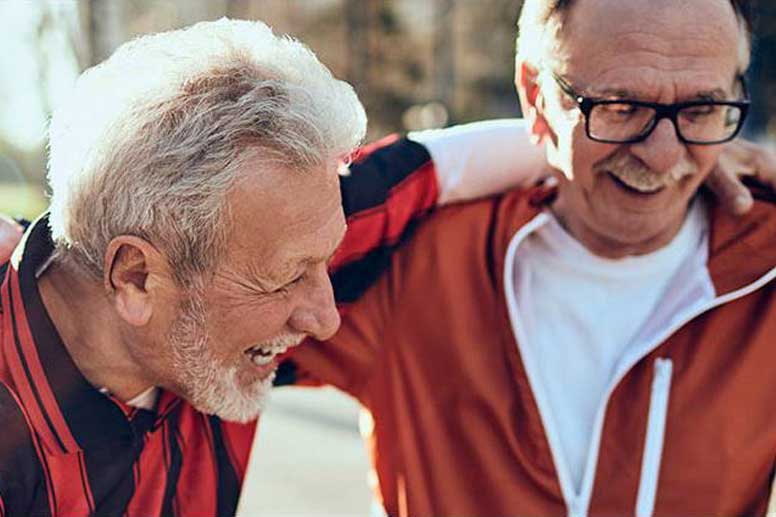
[493,184,776,297]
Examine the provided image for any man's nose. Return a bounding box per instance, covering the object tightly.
[629,118,685,174]
[288,270,341,341]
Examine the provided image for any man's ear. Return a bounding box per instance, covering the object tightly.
[103,236,169,327]
[516,61,551,145]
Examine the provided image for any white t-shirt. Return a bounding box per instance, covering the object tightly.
[513,199,711,490]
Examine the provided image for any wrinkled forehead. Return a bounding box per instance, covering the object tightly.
[552,0,747,97]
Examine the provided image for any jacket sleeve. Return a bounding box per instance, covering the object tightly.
[275,124,539,388]
[330,134,438,299]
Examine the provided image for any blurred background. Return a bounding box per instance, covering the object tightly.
[1,1,775,514]
[3,0,775,220]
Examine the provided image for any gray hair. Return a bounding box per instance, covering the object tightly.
[47,18,366,285]
[516,0,754,71]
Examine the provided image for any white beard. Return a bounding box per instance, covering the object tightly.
[167,291,272,423]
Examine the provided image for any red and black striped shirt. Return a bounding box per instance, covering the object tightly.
[0,136,437,515]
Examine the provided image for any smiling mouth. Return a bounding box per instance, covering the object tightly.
[244,339,299,367]
[607,171,666,195]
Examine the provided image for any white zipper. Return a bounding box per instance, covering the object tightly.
[503,213,776,517]
[635,358,673,517]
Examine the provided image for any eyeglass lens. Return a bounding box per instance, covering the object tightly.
[588,103,744,143]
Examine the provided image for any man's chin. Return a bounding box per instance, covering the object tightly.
[187,373,274,423]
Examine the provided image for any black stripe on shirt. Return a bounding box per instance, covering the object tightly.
[161,409,184,516]
[341,138,431,216]
[208,416,241,517]
[5,278,67,454]
[82,425,145,515]
[0,262,8,314]
[0,383,51,517]
[331,219,420,305]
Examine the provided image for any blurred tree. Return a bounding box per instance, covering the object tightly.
[747,2,776,139]
[345,0,373,99]
[81,0,126,67]
[1,0,773,215]
[433,0,455,110]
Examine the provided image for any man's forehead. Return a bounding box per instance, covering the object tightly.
[562,0,739,31]
[557,0,742,62]
[553,0,743,95]
[579,72,734,101]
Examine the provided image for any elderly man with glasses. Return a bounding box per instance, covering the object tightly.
[274,0,776,515]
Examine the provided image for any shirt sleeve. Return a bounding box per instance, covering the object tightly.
[409,119,547,205]
[331,134,438,284]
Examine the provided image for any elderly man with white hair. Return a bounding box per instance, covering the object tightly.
[0,18,366,515]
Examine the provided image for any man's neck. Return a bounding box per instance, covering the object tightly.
[37,260,154,402]
[550,198,687,259]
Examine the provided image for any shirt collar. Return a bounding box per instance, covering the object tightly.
[2,214,170,454]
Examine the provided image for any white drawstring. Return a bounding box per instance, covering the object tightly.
[635,358,673,517]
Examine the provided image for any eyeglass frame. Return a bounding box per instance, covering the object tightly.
[549,71,751,146]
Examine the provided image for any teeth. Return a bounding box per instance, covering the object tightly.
[244,335,304,368]
[245,342,292,366]
[609,169,667,193]
[250,350,275,366]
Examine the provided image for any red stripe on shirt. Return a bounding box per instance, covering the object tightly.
[2,271,63,455]
[331,161,438,269]
[0,379,57,517]
[8,270,79,453]
[348,133,401,165]
[173,411,218,517]
[77,451,95,513]
[125,427,167,516]
[47,452,93,516]
[219,420,257,482]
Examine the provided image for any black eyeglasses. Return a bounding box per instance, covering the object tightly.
[550,72,750,145]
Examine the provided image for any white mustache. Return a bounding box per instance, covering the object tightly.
[261,333,305,350]
[598,151,697,192]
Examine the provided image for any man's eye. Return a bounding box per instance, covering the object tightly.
[681,105,717,122]
[602,103,638,117]
[276,274,304,293]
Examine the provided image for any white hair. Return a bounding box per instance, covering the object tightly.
[48,18,366,284]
